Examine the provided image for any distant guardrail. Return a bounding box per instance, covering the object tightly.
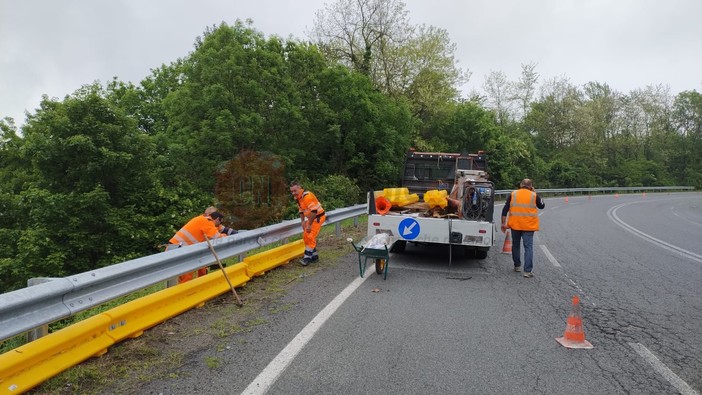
[495,186,695,198]
[0,204,367,343]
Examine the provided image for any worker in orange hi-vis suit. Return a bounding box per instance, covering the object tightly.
[290,181,325,266]
[168,211,228,283]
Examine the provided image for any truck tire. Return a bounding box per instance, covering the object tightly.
[463,247,476,258]
[390,240,406,253]
[475,249,488,259]
[375,258,386,274]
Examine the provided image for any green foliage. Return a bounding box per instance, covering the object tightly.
[309,174,363,210]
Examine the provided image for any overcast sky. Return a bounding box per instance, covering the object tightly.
[2,0,701,127]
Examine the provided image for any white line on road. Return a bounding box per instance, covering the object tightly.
[540,245,561,267]
[241,274,371,394]
[629,342,699,395]
[608,203,702,263]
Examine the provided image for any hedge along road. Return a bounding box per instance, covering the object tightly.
[105,192,701,395]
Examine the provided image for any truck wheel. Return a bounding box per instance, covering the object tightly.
[475,250,488,259]
[375,258,386,274]
[464,247,476,258]
[391,240,406,253]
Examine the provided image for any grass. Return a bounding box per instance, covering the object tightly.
[204,356,221,369]
[24,216,367,394]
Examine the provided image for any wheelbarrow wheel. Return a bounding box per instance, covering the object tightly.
[375,258,386,274]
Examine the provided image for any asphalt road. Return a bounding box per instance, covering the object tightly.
[140,192,702,395]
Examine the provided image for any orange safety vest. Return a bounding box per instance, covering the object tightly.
[169,215,223,245]
[296,190,325,219]
[507,189,539,231]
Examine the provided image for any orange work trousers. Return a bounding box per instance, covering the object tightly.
[178,267,208,284]
[303,216,325,250]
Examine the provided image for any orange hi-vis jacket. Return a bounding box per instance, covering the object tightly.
[507,188,540,231]
[296,190,325,220]
[169,215,224,245]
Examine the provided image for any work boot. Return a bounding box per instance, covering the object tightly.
[311,255,319,263]
[300,258,312,266]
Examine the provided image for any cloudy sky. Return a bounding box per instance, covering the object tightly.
[1,0,701,127]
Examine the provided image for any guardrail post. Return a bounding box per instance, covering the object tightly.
[353,216,359,227]
[26,278,52,340]
[335,222,341,237]
[166,277,179,288]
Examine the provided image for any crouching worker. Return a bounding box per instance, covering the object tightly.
[205,206,238,236]
[167,210,228,283]
[290,181,325,266]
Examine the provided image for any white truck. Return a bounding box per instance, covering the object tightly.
[367,150,495,260]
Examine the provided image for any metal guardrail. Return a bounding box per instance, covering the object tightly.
[0,186,697,343]
[494,186,695,197]
[0,204,367,343]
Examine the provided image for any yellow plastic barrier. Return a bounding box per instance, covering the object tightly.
[0,241,303,394]
[103,261,251,343]
[424,189,448,208]
[381,188,418,207]
[393,193,419,207]
[244,239,304,277]
[0,314,114,394]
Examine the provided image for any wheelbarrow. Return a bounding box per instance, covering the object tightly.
[349,235,391,280]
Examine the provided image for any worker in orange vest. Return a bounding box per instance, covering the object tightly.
[167,210,229,283]
[500,179,545,278]
[290,182,325,266]
[205,206,238,236]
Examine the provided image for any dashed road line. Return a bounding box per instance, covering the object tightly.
[540,245,561,267]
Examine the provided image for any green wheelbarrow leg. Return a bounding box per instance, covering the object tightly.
[358,252,365,277]
[383,246,390,280]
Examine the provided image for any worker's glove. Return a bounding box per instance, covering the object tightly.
[222,226,238,235]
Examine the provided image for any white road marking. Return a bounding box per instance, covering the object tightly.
[629,343,699,395]
[608,202,702,264]
[540,245,561,267]
[241,275,371,394]
[671,203,702,228]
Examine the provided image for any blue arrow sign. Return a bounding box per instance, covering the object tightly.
[398,218,420,240]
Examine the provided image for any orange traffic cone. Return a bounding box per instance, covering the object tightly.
[501,230,512,254]
[615,193,619,199]
[642,192,646,198]
[556,295,593,349]
[375,196,391,215]
[564,196,569,203]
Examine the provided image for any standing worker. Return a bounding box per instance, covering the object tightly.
[500,179,545,278]
[168,210,228,283]
[290,181,325,266]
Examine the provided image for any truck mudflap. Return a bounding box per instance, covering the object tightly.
[367,214,494,248]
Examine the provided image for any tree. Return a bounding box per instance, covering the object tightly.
[311,0,467,121]
[526,76,583,155]
[510,62,539,121]
[311,0,412,77]
[483,70,512,125]
[672,90,702,187]
[0,85,172,291]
